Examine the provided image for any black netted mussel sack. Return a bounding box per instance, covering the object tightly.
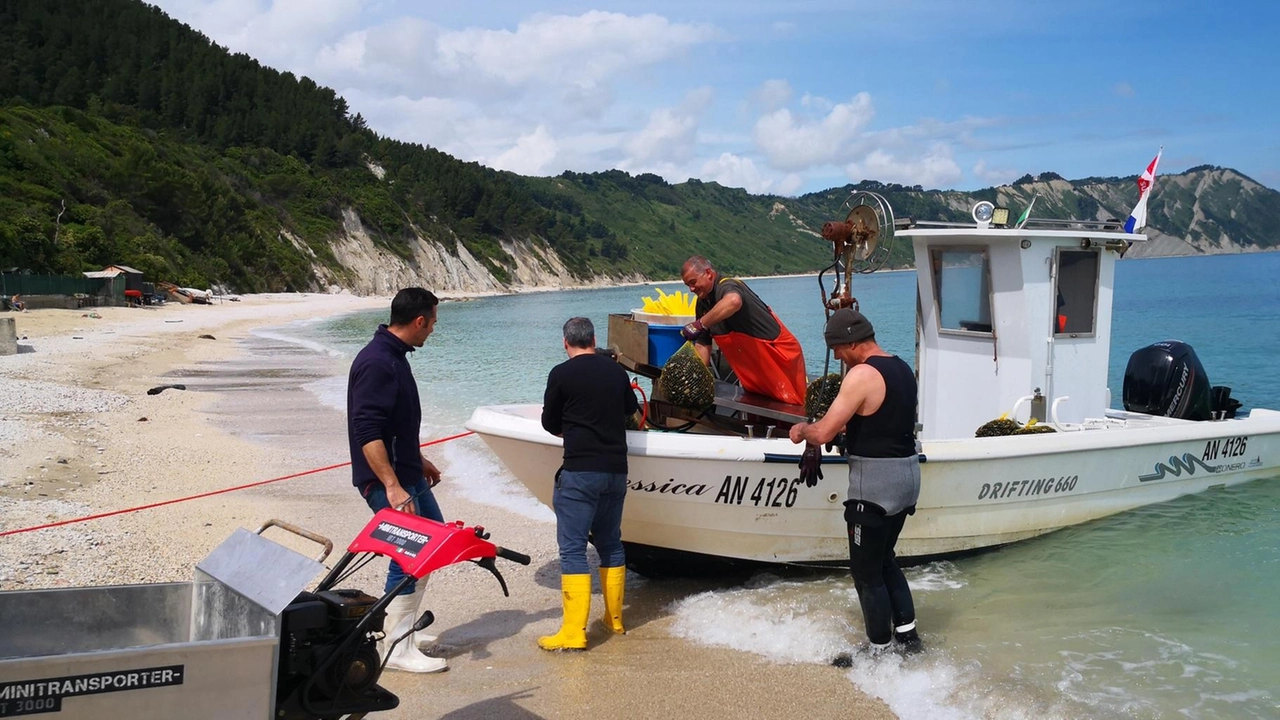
[658,342,715,409]
[805,373,842,419]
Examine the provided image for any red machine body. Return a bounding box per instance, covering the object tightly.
[348,509,505,579]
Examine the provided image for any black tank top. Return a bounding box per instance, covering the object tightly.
[845,355,917,458]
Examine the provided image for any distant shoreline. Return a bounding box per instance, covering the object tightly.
[285,250,1260,308]
[451,266,917,301]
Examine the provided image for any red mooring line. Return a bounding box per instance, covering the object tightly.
[0,431,475,538]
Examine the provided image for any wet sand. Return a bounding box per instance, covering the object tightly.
[0,298,894,718]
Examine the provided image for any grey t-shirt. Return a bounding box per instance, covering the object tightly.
[694,275,781,345]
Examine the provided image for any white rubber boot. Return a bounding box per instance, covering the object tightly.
[381,586,447,673]
[413,576,439,650]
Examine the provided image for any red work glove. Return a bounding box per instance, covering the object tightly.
[681,319,707,342]
[799,443,824,487]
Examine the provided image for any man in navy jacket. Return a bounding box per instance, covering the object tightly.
[347,287,449,673]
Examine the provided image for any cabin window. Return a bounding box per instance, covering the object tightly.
[930,247,993,334]
[1054,248,1099,336]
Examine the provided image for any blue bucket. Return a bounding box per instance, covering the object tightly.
[647,324,686,367]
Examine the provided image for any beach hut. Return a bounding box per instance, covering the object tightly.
[103,265,145,293]
[86,265,147,305]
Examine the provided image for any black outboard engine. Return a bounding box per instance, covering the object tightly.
[1123,340,1213,421]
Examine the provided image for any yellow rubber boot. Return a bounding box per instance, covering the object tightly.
[600,566,626,634]
[538,574,591,651]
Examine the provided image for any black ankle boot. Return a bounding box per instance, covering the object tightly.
[893,622,924,655]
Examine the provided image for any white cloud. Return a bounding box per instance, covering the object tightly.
[774,173,805,196]
[753,92,875,171]
[972,159,1019,186]
[336,90,485,154]
[1113,81,1135,98]
[799,93,833,113]
[700,153,770,193]
[490,125,560,176]
[437,12,719,88]
[312,11,718,102]
[751,79,793,112]
[167,0,366,69]
[558,83,616,120]
[700,153,802,196]
[746,89,1001,187]
[846,144,963,188]
[623,88,714,166]
[148,2,1022,194]
[624,107,700,165]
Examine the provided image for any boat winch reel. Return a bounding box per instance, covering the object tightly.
[820,191,896,310]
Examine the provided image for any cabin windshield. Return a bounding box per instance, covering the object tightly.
[930,247,993,335]
[1054,248,1100,336]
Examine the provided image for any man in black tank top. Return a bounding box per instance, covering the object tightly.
[789,308,923,654]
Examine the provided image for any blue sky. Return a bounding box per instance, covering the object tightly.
[151,0,1279,194]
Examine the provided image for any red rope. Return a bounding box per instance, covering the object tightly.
[0,431,475,538]
[631,380,649,430]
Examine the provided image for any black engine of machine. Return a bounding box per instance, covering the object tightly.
[267,509,530,720]
[275,589,398,720]
[1122,340,1241,421]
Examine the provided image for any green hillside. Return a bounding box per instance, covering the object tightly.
[0,0,615,287]
[2,0,1278,293]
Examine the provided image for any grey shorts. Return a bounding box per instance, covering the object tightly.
[846,455,921,517]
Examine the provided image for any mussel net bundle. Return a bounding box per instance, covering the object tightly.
[805,373,843,419]
[975,418,1057,437]
[975,418,1022,437]
[658,342,715,409]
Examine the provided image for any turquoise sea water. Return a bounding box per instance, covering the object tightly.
[295,252,1280,719]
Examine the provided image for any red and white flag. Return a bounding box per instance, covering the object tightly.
[1124,147,1162,233]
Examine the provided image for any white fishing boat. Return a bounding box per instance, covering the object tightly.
[466,192,1280,573]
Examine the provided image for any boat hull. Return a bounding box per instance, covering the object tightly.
[466,405,1280,565]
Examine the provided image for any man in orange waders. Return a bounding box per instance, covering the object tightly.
[679,255,807,405]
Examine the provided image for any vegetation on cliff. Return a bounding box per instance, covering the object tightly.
[2,0,1277,291]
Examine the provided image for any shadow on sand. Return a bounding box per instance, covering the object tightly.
[431,608,560,662]
[438,689,546,719]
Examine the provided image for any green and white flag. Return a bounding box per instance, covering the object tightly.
[1016,194,1039,229]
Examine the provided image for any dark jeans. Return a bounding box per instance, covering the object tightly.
[363,480,443,595]
[845,500,915,644]
[553,469,627,575]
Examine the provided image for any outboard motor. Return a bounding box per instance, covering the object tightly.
[1122,340,1213,421]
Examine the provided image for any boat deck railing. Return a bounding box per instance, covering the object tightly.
[900,217,1125,232]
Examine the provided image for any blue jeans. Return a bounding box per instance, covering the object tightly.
[363,480,443,595]
[553,470,628,575]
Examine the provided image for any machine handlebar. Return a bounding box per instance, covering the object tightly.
[495,547,531,565]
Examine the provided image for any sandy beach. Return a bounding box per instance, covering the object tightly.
[0,296,894,719]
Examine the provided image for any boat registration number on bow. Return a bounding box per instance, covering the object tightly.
[1203,436,1248,460]
[713,475,802,508]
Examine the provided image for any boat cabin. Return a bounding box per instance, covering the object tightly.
[906,208,1143,440]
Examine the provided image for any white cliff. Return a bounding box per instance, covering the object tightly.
[320,208,641,296]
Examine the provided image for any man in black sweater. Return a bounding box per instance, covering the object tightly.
[538,317,640,651]
[346,287,449,673]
